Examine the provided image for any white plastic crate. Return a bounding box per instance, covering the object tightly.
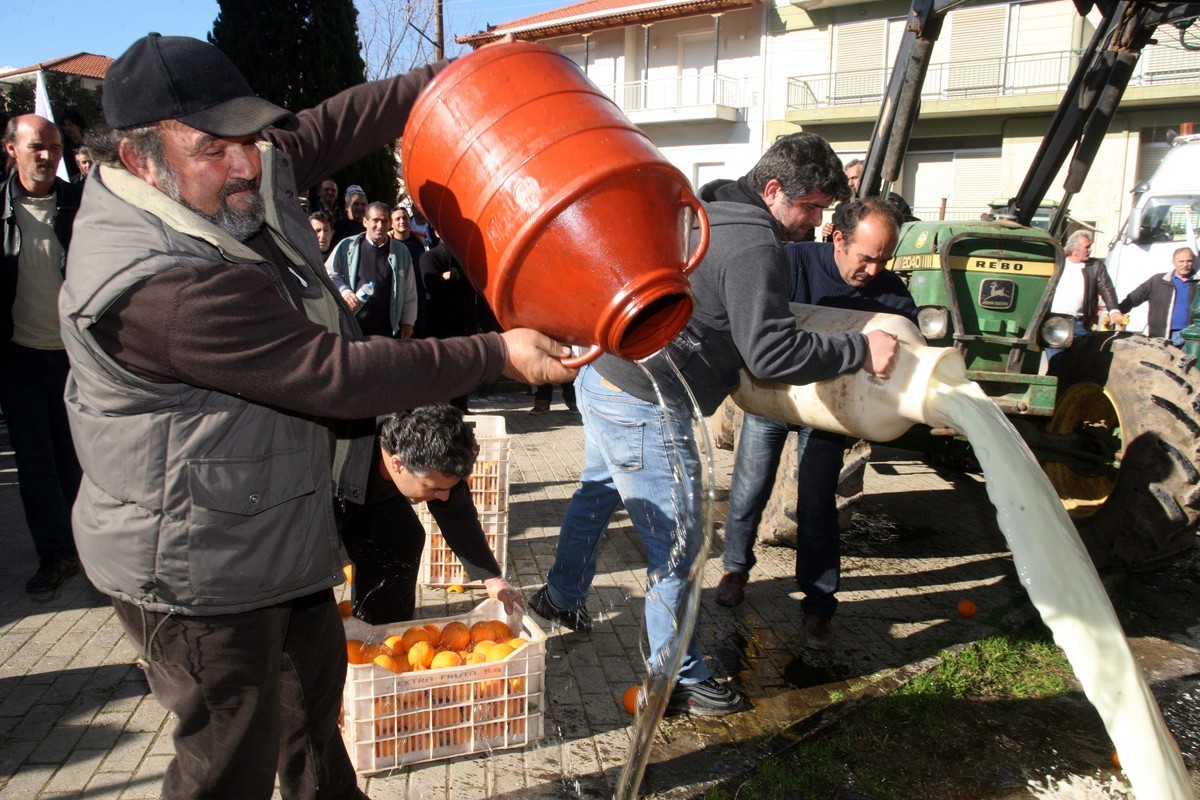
[341,599,544,774]
[417,415,509,588]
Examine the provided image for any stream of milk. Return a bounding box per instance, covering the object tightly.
[927,364,1190,800]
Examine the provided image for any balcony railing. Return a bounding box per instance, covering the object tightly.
[787,45,1200,111]
[593,73,747,114]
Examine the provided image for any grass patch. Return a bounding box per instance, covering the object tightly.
[706,630,1078,800]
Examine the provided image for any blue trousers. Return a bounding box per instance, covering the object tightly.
[0,344,81,561]
[545,365,709,682]
[723,413,845,618]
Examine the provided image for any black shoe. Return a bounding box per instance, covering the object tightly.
[714,571,748,607]
[530,400,551,415]
[26,556,81,594]
[666,677,750,717]
[528,585,592,634]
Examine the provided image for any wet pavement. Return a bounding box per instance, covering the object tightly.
[1,384,1198,798]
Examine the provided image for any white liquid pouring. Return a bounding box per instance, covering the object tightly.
[926,364,1189,799]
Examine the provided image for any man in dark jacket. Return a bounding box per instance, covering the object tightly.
[528,134,901,717]
[716,199,916,650]
[61,34,571,799]
[1,114,84,595]
[1118,247,1198,346]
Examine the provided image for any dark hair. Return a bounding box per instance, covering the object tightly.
[75,145,93,159]
[746,133,850,203]
[366,200,390,217]
[833,198,903,244]
[308,210,334,226]
[379,405,478,479]
[60,108,87,130]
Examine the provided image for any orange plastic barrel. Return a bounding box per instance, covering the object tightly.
[401,42,708,367]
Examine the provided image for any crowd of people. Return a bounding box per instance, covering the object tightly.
[0,30,1197,799]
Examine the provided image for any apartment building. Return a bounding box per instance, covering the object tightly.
[771,0,1200,244]
[459,0,771,189]
[462,0,1200,246]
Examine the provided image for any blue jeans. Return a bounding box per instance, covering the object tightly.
[545,365,709,683]
[724,413,845,618]
[0,344,81,561]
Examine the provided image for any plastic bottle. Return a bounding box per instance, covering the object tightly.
[729,303,968,442]
[355,281,376,303]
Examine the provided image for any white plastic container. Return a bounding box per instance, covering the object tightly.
[417,415,509,587]
[730,303,967,441]
[341,599,545,774]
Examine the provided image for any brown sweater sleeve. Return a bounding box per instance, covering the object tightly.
[266,61,449,191]
[91,262,506,419]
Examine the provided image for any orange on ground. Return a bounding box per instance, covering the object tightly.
[1112,749,1121,768]
[440,621,471,651]
[430,650,463,670]
[337,600,353,617]
[408,640,436,670]
[401,626,435,652]
[484,643,514,662]
[622,686,641,714]
[956,598,978,618]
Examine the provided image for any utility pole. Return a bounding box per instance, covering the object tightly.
[435,0,444,59]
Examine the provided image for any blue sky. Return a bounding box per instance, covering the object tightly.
[0,0,568,71]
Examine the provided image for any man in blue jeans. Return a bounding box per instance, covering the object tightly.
[715,199,917,651]
[529,136,903,716]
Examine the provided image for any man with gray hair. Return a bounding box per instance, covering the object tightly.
[1046,229,1122,361]
[62,33,571,798]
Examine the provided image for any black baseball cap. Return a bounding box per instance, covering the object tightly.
[103,33,298,136]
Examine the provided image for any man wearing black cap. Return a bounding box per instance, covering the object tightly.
[61,33,569,799]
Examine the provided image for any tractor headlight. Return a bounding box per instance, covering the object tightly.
[1039,314,1075,349]
[917,306,950,340]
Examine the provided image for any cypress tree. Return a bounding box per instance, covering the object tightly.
[209,0,398,204]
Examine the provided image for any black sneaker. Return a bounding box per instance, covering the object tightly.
[528,585,592,634]
[666,677,750,717]
[26,556,81,594]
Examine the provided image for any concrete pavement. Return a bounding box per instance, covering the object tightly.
[0,384,1181,798]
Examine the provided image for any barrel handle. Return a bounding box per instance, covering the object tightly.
[681,192,709,275]
[562,345,602,369]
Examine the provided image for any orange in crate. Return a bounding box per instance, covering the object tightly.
[341,599,545,774]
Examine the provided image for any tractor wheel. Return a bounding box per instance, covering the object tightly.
[1047,334,1200,570]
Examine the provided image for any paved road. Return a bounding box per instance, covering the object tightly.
[0,386,1193,798]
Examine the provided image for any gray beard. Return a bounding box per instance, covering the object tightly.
[157,167,266,242]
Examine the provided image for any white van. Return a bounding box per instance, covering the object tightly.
[1105,135,1200,334]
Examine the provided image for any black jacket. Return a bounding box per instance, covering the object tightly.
[1118,271,1200,337]
[1079,258,1120,331]
[1,172,82,343]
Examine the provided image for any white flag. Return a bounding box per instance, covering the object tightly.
[33,70,69,181]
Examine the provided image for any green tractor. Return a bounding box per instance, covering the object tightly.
[865,0,1200,570]
[887,218,1199,570]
